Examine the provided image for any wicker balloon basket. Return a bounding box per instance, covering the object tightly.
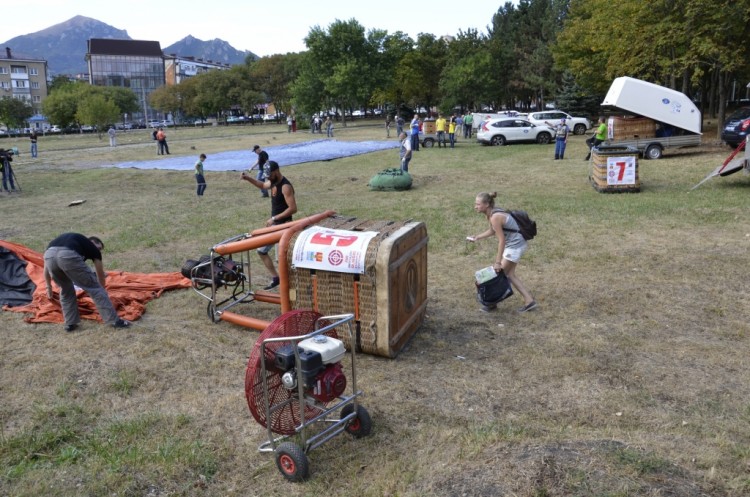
[285,216,428,358]
[590,145,641,193]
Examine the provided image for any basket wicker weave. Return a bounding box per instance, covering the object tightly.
[286,216,428,358]
[607,116,657,140]
[590,146,641,193]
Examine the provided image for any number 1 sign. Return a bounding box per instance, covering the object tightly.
[606,156,637,186]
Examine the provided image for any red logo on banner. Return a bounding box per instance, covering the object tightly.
[311,232,358,247]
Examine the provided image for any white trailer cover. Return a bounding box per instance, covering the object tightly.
[602,77,701,134]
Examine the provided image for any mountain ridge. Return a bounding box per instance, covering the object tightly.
[1,15,256,76]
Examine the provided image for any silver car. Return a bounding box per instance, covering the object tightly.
[476,118,555,146]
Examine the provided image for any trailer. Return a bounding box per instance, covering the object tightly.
[600,77,702,159]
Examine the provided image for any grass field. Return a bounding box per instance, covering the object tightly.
[1,120,749,496]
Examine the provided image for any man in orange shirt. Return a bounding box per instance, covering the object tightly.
[156,127,170,155]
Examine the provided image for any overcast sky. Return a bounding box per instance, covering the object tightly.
[3,0,507,57]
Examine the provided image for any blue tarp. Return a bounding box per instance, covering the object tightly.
[114,139,399,171]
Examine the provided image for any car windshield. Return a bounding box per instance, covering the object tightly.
[728,107,750,120]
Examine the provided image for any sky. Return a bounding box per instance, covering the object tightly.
[3,0,506,57]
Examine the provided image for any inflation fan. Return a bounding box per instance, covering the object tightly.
[245,310,372,482]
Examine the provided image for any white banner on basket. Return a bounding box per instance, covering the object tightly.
[292,227,379,274]
[606,156,637,185]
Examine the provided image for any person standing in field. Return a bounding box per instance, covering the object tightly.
[325,116,334,137]
[448,115,457,148]
[463,113,473,139]
[435,114,447,148]
[194,153,207,198]
[410,114,420,151]
[156,127,170,155]
[240,161,297,290]
[551,118,569,160]
[30,130,38,158]
[108,126,117,147]
[467,192,537,313]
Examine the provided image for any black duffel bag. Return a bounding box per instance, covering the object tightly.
[476,269,513,306]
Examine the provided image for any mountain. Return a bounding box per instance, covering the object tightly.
[163,35,257,66]
[1,16,255,76]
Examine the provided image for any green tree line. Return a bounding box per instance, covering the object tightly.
[33,0,750,138]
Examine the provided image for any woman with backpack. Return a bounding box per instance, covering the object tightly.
[467,191,537,313]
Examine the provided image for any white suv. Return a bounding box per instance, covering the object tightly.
[526,111,591,135]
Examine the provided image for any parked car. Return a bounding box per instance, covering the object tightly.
[526,111,591,135]
[160,120,175,127]
[48,125,62,133]
[80,124,95,132]
[476,118,555,146]
[720,107,750,147]
[147,120,161,128]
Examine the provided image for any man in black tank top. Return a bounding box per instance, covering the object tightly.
[241,160,297,290]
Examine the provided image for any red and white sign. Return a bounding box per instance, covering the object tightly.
[606,156,637,185]
[292,227,379,274]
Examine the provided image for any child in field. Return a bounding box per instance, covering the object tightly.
[195,154,207,198]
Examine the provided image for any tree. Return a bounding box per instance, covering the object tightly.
[76,94,120,139]
[294,19,379,124]
[395,34,448,114]
[42,86,80,127]
[250,53,302,118]
[0,97,34,135]
[149,85,182,122]
[440,29,492,112]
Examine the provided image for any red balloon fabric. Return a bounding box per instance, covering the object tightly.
[0,240,192,324]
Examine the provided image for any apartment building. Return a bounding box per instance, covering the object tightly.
[0,47,49,113]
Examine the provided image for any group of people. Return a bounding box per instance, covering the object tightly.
[547,116,607,161]
[434,113,459,148]
[310,115,334,137]
[45,112,606,331]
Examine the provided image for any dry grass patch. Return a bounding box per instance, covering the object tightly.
[1,121,749,496]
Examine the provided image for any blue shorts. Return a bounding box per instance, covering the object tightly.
[257,243,275,256]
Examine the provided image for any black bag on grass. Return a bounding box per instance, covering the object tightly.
[476,270,513,306]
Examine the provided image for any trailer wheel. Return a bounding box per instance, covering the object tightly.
[645,144,663,160]
[422,138,435,148]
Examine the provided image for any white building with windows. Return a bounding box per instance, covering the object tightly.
[164,54,230,86]
[0,47,49,113]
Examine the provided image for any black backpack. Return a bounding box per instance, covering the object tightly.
[494,208,537,241]
[152,129,158,140]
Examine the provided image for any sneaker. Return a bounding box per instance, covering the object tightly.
[263,277,280,290]
[64,323,78,332]
[113,318,132,329]
[517,301,538,313]
[480,304,497,313]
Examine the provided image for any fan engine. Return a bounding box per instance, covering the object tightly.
[274,335,347,403]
